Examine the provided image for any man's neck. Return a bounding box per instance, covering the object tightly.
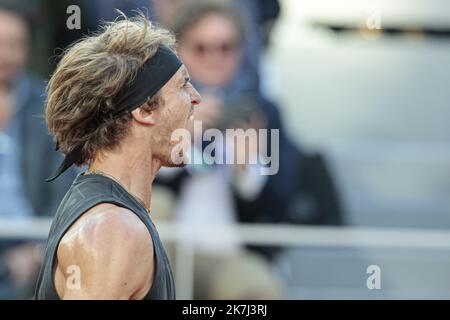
[88,140,161,211]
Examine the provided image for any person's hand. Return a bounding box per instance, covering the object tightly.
[229,113,266,174]
[232,121,259,173]
[227,114,270,201]
[0,89,14,131]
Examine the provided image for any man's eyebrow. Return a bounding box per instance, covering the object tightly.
[180,75,190,84]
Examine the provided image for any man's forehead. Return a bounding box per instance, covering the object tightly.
[180,65,189,77]
[165,65,189,88]
[176,65,189,81]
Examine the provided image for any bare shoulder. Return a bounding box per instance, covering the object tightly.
[56,203,155,299]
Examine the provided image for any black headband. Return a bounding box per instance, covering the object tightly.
[46,45,183,182]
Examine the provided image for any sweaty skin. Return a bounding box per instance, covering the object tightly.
[54,204,155,299]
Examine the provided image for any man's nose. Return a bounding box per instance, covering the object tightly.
[190,87,202,105]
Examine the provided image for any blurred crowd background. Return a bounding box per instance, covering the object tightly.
[0,0,449,299]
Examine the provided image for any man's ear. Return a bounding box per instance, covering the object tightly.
[131,104,159,125]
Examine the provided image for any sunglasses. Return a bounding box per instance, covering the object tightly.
[188,41,240,56]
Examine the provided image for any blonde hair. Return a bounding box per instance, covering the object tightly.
[45,12,176,165]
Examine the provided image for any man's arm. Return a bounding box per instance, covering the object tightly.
[55,205,155,300]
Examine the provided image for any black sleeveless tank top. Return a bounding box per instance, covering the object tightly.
[34,173,176,300]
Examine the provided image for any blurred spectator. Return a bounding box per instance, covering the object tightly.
[169,0,340,233]
[173,1,245,94]
[153,0,281,91]
[0,2,76,298]
[154,0,261,93]
[154,0,342,299]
